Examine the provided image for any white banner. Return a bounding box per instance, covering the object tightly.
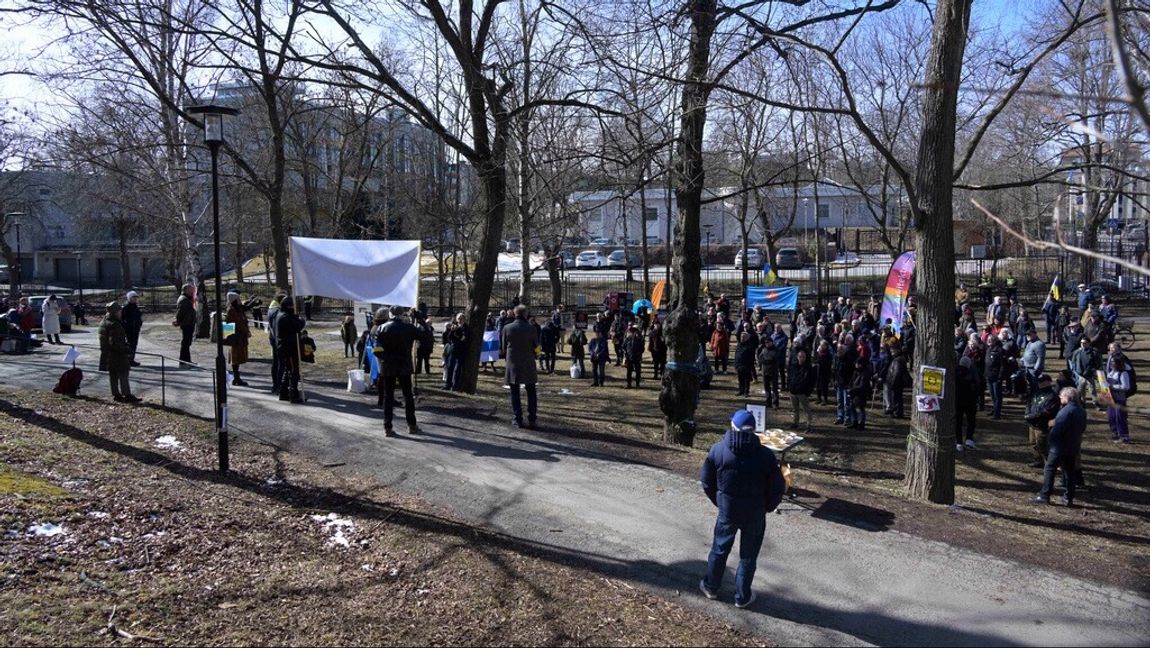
[480,330,501,363]
[289,237,421,307]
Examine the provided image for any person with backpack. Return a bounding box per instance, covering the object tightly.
[1024,374,1061,466]
[698,410,787,610]
[1104,344,1134,443]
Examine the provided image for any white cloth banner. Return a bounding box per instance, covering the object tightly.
[289,237,421,307]
[479,330,501,363]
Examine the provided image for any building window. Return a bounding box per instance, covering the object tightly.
[644,207,658,221]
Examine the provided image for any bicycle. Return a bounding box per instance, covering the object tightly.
[1115,319,1136,351]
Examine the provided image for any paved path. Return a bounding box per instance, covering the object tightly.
[4,327,1149,647]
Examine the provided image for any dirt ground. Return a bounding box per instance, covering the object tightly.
[0,388,766,646]
[137,309,1150,596]
[159,306,1150,598]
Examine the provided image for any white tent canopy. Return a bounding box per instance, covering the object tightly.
[289,237,421,307]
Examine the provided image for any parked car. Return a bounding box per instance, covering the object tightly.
[575,250,609,269]
[734,248,764,269]
[591,237,613,246]
[556,250,575,269]
[28,295,75,333]
[607,249,641,269]
[645,235,662,245]
[503,238,521,253]
[775,247,804,269]
[624,238,641,246]
[828,252,861,267]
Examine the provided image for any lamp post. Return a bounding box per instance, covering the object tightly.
[188,104,239,474]
[7,212,24,298]
[73,251,83,308]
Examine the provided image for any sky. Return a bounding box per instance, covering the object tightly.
[0,0,1064,142]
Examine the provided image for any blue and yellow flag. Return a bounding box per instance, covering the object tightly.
[763,262,777,285]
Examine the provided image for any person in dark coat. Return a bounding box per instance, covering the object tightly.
[1034,387,1086,506]
[502,305,540,429]
[442,313,469,391]
[568,328,587,377]
[373,306,422,435]
[954,356,980,449]
[99,301,140,403]
[540,319,560,374]
[589,327,610,386]
[122,291,144,367]
[733,331,757,396]
[884,342,910,419]
[1024,374,1061,466]
[267,293,285,395]
[813,340,832,405]
[847,357,872,430]
[611,314,627,366]
[274,297,304,404]
[758,337,779,408]
[174,283,197,364]
[648,321,667,380]
[622,325,645,388]
[788,349,815,431]
[341,315,358,358]
[698,410,787,609]
[984,336,1006,419]
[833,337,857,426]
[414,315,435,375]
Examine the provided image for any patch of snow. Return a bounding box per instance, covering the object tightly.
[265,477,284,486]
[27,522,66,537]
[87,511,110,519]
[310,512,355,548]
[557,388,575,396]
[154,435,184,451]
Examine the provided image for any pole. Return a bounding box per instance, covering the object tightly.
[210,142,229,473]
[14,219,21,297]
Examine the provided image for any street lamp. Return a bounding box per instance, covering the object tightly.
[188,103,240,474]
[7,212,24,297]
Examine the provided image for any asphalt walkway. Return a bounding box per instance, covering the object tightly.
[3,327,1148,647]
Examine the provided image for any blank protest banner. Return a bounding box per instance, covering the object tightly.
[289,237,421,307]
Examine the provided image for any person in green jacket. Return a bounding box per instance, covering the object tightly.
[99,302,140,403]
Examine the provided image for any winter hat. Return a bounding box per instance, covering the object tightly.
[106,301,121,314]
[730,410,756,432]
[126,291,138,300]
[227,291,240,304]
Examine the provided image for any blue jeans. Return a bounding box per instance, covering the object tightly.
[444,353,463,390]
[988,380,1003,418]
[836,386,854,423]
[704,513,766,606]
[509,383,537,424]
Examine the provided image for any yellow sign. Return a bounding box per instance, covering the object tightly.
[920,365,946,398]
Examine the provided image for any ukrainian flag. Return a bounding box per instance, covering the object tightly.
[763,262,778,285]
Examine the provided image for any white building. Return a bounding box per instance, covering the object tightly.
[569,181,901,248]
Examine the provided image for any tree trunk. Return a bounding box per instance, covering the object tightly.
[659,0,715,447]
[459,161,508,393]
[269,194,289,291]
[904,0,970,505]
[545,243,563,305]
[118,221,132,290]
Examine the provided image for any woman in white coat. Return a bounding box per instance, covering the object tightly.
[41,294,62,344]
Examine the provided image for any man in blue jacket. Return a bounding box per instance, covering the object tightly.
[699,411,787,609]
[1033,386,1086,506]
